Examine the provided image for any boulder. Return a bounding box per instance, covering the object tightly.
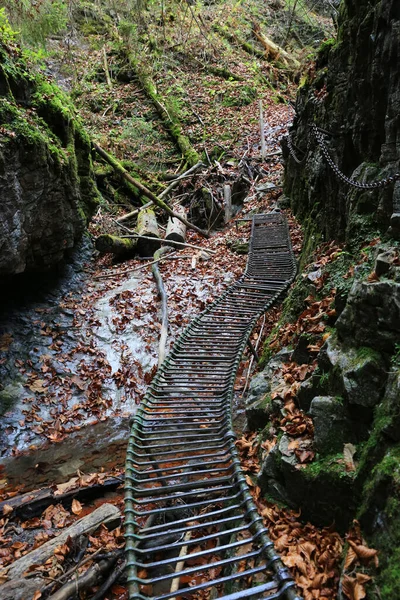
[310,396,354,454]
[336,279,400,354]
[319,336,387,408]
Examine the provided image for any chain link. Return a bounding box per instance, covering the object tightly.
[311,124,400,189]
[286,114,400,189]
[287,132,305,164]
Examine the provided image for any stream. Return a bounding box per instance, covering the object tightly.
[0,234,244,495]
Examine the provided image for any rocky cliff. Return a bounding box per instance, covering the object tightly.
[284,0,400,244]
[0,40,99,274]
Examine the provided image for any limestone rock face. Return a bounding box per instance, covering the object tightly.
[0,139,85,273]
[284,0,400,241]
[0,43,98,275]
[310,396,354,454]
[336,279,400,353]
[320,335,387,407]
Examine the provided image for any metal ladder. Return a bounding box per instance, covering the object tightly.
[124,213,301,600]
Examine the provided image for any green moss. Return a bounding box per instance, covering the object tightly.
[316,37,336,65]
[0,39,99,220]
[303,452,355,480]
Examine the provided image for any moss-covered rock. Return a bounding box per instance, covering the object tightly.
[0,38,99,274]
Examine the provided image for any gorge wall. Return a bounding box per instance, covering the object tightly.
[0,41,99,275]
[284,0,400,244]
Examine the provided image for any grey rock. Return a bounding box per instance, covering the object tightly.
[258,444,280,481]
[310,396,354,454]
[374,249,396,277]
[336,279,400,353]
[246,396,271,431]
[297,376,322,412]
[278,433,299,469]
[292,334,312,364]
[245,372,271,406]
[321,335,387,408]
[380,369,400,442]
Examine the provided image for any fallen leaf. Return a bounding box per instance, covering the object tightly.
[2,504,13,516]
[0,333,13,351]
[28,379,47,394]
[71,499,83,515]
[343,443,357,472]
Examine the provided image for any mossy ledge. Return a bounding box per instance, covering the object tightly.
[0,40,100,274]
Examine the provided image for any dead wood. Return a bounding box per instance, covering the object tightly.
[123,234,216,254]
[0,503,121,581]
[47,552,121,600]
[136,207,161,256]
[252,22,300,69]
[0,476,123,521]
[102,46,113,89]
[94,144,209,238]
[95,234,137,256]
[166,205,187,244]
[90,558,127,600]
[116,200,153,223]
[158,161,204,200]
[223,184,232,224]
[152,247,172,367]
[127,58,201,167]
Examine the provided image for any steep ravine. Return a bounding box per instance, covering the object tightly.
[248,0,400,597]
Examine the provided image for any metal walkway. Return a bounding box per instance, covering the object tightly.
[124,213,300,600]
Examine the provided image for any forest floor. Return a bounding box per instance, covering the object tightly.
[0,2,375,599]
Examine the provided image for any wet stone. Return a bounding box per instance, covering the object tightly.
[310,396,354,455]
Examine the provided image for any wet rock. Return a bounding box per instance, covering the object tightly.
[336,279,400,353]
[310,396,354,454]
[0,45,98,275]
[320,336,387,408]
[0,381,25,415]
[296,376,323,412]
[374,249,397,277]
[292,334,312,364]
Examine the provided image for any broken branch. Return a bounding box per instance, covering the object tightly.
[94,144,209,238]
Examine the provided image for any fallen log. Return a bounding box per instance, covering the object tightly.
[166,206,187,245]
[127,57,201,167]
[123,234,216,254]
[95,234,137,256]
[152,247,171,367]
[94,144,209,238]
[0,475,123,520]
[0,577,44,600]
[252,22,300,69]
[116,200,153,223]
[47,552,121,600]
[0,503,121,581]
[136,207,161,256]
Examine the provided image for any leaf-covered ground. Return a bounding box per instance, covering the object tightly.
[0,1,368,599]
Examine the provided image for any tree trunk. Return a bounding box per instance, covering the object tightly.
[166,206,187,245]
[95,234,137,256]
[94,144,209,238]
[0,504,121,581]
[136,207,161,256]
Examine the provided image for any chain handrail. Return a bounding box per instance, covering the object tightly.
[311,124,400,189]
[286,114,400,189]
